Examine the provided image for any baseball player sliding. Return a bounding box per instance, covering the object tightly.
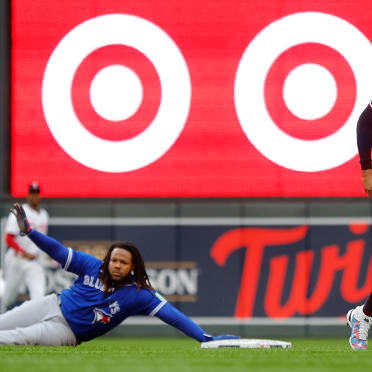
[0,203,238,346]
[3,183,49,310]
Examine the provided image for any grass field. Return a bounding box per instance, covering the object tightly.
[0,338,371,372]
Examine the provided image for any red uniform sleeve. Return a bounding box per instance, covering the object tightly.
[6,233,26,254]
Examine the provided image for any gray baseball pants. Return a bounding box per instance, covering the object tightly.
[0,294,78,346]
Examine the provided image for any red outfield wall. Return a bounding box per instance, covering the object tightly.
[11,0,372,197]
[42,220,371,318]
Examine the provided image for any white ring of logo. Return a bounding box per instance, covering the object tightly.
[234,12,372,172]
[42,14,191,173]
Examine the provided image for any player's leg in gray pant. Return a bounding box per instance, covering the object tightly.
[0,294,61,330]
[0,316,77,346]
[0,294,77,346]
[24,261,46,300]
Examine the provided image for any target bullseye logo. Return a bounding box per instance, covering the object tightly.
[42,14,191,173]
[235,12,372,172]
[283,63,337,121]
[89,64,144,122]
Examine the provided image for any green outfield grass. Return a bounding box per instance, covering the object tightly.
[0,338,371,372]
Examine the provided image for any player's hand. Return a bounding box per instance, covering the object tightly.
[205,334,241,342]
[21,251,37,260]
[10,203,32,235]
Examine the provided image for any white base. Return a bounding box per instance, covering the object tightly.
[200,339,292,349]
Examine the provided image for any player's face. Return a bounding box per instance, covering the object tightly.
[27,192,41,209]
[108,248,134,282]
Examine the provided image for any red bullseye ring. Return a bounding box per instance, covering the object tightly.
[264,43,356,141]
[71,45,161,141]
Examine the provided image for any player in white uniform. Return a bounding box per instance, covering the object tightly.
[2,182,49,310]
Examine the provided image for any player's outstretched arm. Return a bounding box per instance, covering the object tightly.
[155,302,239,342]
[10,203,69,265]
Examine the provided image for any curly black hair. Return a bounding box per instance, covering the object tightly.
[98,242,153,295]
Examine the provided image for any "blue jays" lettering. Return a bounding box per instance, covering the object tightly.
[83,275,104,291]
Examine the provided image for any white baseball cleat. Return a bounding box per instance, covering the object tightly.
[347,306,370,350]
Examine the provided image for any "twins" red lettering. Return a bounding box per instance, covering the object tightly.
[210,224,372,318]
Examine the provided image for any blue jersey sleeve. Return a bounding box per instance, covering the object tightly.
[155,302,210,342]
[63,249,102,277]
[136,290,167,316]
[27,229,69,265]
[27,229,101,276]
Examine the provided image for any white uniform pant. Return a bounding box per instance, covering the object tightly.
[3,250,46,307]
[0,294,78,346]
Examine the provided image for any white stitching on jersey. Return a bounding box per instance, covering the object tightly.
[63,248,73,271]
[149,300,167,316]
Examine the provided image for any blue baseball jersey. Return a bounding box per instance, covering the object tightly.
[27,229,211,343]
[59,248,166,342]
